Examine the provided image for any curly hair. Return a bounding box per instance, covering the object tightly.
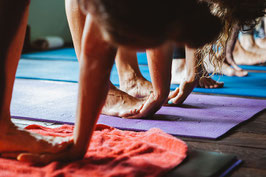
[197,0,266,74]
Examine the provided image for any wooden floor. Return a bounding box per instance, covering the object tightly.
[12,97,266,177]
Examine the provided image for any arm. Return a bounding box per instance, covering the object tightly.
[168,46,198,104]
[73,16,117,158]
[18,15,117,163]
[128,42,173,118]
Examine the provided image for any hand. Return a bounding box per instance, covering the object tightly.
[168,77,197,105]
[0,123,73,161]
[16,142,86,165]
[126,92,168,119]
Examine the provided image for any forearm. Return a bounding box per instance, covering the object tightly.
[184,46,199,82]
[146,42,174,100]
[73,16,117,157]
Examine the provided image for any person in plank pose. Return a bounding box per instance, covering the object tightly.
[0,0,264,164]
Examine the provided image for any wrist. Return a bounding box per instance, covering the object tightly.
[153,89,169,103]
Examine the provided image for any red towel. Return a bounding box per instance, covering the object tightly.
[0,124,187,177]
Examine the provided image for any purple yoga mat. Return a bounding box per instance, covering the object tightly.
[11,79,266,139]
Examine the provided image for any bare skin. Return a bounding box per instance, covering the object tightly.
[168,47,199,104]
[256,37,266,49]
[255,17,266,49]
[239,33,266,56]
[127,43,173,118]
[233,40,266,65]
[116,48,153,98]
[204,56,248,77]
[65,1,145,118]
[101,83,144,117]
[205,23,248,77]
[171,58,224,88]
[3,0,225,163]
[19,16,118,163]
[0,0,72,160]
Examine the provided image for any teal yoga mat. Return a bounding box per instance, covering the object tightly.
[16,59,266,98]
[22,48,266,71]
[21,48,148,64]
[239,65,266,71]
[21,48,78,61]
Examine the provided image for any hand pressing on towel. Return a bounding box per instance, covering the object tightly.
[0,120,73,161]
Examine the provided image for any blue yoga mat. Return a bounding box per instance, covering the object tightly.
[21,48,149,64]
[16,59,266,98]
[21,48,78,61]
[239,65,266,71]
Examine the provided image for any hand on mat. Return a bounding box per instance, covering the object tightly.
[168,78,197,105]
[126,92,167,119]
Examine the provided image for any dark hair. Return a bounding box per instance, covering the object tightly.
[78,0,222,48]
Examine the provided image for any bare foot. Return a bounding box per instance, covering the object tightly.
[119,72,153,98]
[172,58,225,87]
[102,84,145,118]
[204,53,248,77]
[198,77,224,88]
[0,121,72,158]
[233,40,266,65]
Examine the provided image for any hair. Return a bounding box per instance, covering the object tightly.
[196,0,266,75]
[78,0,222,49]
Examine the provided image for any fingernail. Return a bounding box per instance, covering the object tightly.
[168,100,173,104]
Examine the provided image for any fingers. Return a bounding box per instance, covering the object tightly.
[17,146,80,165]
[168,80,196,105]
[126,93,165,119]
[18,152,65,164]
[168,87,180,101]
[43,136,74,154]
[168,89,186,105]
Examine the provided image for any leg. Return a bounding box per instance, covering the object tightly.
[204,54,248,77]
[116,47,153,98]
[0,0,70,157]
[66,0,144,118]
[255,17,266,49]
[171,47,224,87]
[169,46,199,104]
[20,15,119,163]
[233,40,266,65]
[128,42,173,118]
[171,47,187,84]
[238,31,266,56]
